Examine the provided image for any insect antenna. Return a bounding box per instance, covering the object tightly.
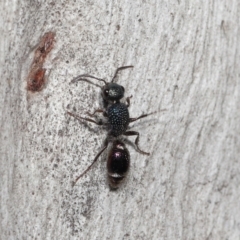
[111,66,134,83]
[71,74,107,85]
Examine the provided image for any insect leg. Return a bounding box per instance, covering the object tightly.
[67,111,104,125]
[72,139,109,186]
[126,95,133,107]
[129,112,156,123]
[86,109,108,118]
[124,131,150,156]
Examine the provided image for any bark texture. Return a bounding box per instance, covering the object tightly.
[0,1,240,239]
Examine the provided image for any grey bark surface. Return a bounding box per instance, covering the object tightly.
[0,1,240,239]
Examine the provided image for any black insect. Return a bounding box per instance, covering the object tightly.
[68,66,154,188]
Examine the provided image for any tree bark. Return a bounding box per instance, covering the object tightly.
[1,1,240,239]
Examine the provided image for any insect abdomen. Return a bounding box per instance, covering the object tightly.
[107,140,130,188]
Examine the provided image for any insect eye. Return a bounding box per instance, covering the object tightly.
[121,86,125,92]
[104,89,109,96]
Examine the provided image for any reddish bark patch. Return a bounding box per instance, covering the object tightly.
[27,32,55,92]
